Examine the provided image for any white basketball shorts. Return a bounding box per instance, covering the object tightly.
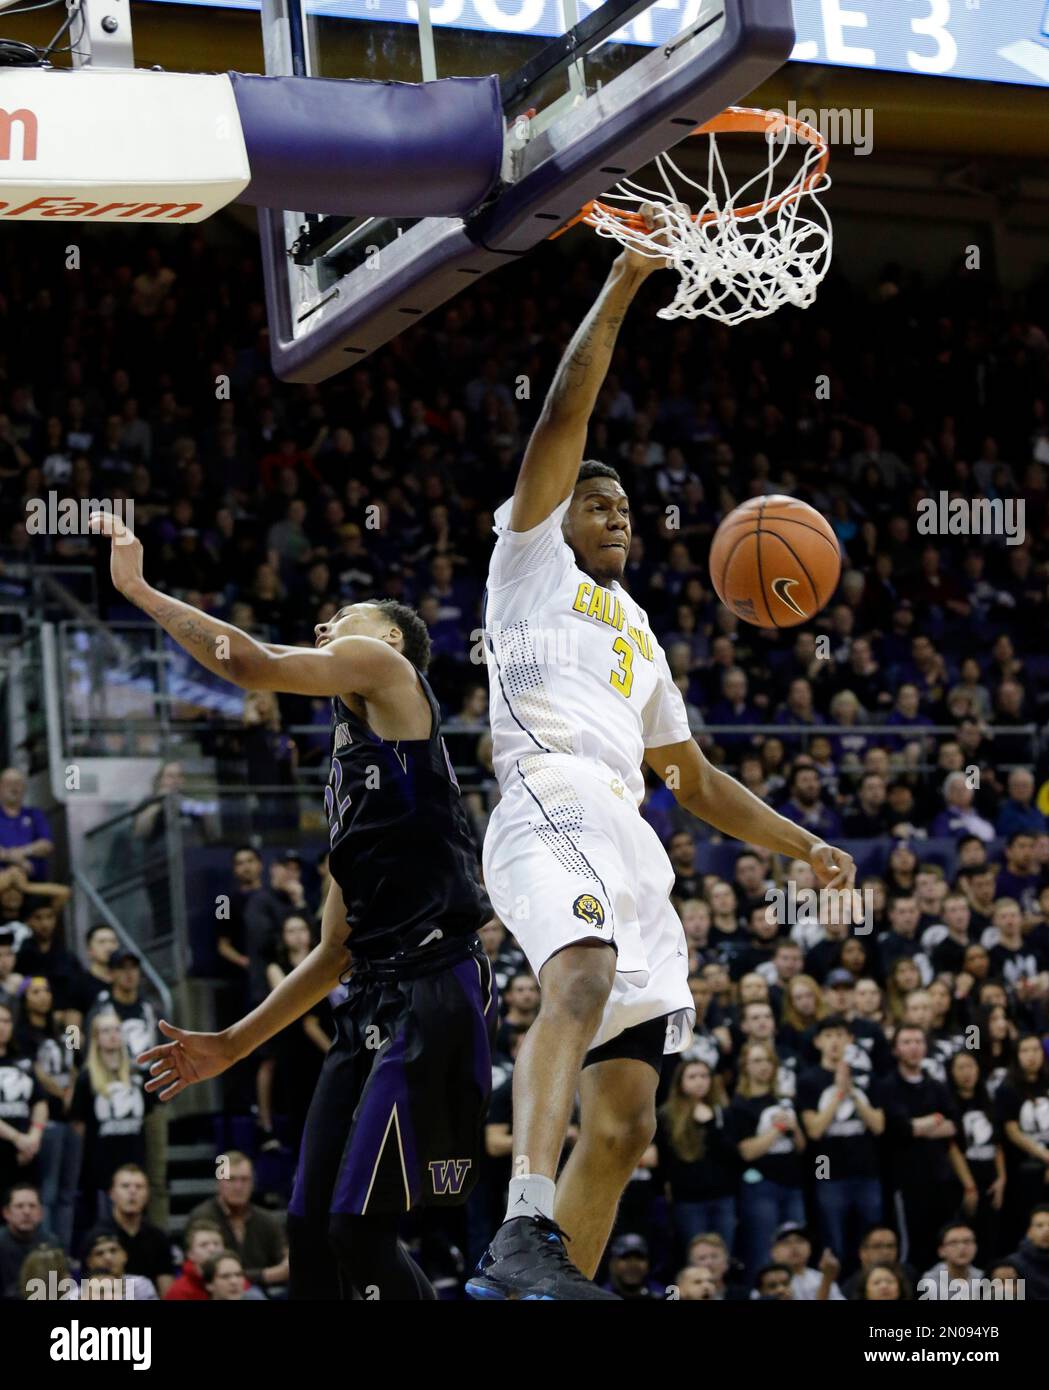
[482,753,695,1055]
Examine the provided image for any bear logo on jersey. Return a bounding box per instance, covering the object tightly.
[572,893,605,927]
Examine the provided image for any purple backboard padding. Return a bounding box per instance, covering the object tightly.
[230,72,504,216]
[263,0,795,380]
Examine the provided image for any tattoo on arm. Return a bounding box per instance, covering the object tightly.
[547,275,634,413]
[151,600,221,659]
[552,320,598,406]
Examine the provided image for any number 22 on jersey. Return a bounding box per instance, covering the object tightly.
[324,758,352,845]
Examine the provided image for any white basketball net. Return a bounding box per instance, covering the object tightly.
[586,109,833,326]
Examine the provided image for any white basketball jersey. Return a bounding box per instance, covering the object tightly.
[483,494,691,804]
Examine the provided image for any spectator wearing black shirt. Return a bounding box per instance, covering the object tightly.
[265,915,332,1151]
[477,917,525,996]
[803,917,853,985]
[927,893,974,976]
[926,979,967,1068]
[76,924,119,1018]
[86,1164,175,1296]
[0,931,21,1012]
[244,853,306,1008]
[777,975,825,1060]
[988,899,1049,998]
[957,865,998,937]
[85,951,166,1228]
[879,1025,976,1272]
[763,939,804,1013]
[957,943,992,1010]
[667,831,701,901]
[947,1051,1006,1264]
[731,906,782,981]
[798,1016,885,1269]
[69,1009,151,1225]
[217,846,263,993]
[840,1225,917,1299]
[877,896,931,986]
[678,976,728,1078]
[243,852,307,1150]
[731,851,773,922]
[13,903,87,1025]
[1004,1204,1049,1302]
[495,972,539,1059]
[843,774,891,838]
[655,1059,738,1259]
[0,1002,46,1205]
[470,1027,522,1268]
[973,1003,1016,1097]
[885,956,924,1028]
[730,1039,806,1281]
[913,864,948,932]
[13,977,78,1251]
[995,1035,1049,1252]
[0,1184,54,1301]
[85,952,158,1065]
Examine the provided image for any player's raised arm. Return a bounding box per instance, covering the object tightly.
[89,511,414,699]
[644,737,856,890]
[510,243,663,533]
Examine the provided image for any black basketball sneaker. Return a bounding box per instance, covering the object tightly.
[466,1216,620,1301]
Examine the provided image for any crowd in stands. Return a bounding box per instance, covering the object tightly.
[1,224,1049,1296]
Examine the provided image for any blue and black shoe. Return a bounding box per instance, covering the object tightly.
[466,1216,619,1301]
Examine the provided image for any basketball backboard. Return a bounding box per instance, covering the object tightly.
[258,0,796,381]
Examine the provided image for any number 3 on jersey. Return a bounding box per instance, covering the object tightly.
[324,757,352,845]
[609,636,634,698]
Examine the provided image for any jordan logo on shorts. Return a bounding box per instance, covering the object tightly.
[572,894,605,927]
[429,1159,472,1196]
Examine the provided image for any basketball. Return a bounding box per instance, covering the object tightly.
[708,494,842,628]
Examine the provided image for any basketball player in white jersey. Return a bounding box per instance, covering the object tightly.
[467,243,856,1300]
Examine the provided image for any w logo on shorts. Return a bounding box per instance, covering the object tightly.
[429,1159,472,1196]
[572,893,605,927]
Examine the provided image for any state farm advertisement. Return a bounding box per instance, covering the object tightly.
[0,69,250,222]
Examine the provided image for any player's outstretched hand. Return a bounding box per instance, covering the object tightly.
[137,1019,239,1102]
[87,509,145,598]
[808,841,856,892]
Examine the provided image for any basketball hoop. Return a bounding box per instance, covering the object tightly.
[555,106,833,325]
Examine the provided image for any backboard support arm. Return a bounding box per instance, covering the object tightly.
[67,0,134,69]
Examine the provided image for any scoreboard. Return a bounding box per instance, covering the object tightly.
[150,0,1049,87]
